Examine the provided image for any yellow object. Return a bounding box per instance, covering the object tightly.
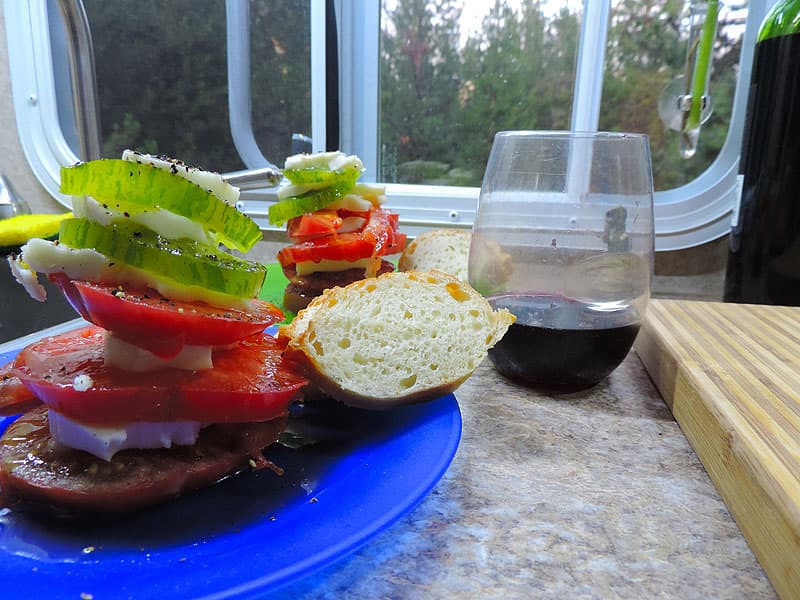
[0,212,72,247]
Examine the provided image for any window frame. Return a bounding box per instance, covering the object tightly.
[4,0,76,206]
[4,0,770,251]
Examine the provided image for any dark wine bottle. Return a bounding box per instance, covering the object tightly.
[724,0,800,305]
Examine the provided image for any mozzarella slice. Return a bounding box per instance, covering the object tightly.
[7,254,46,302]
[48,409,202,462]
[72,195,213,245]
[326,194,375,212]
[285,151,363,172]
[103,331,214,372]
[295,257,381,277]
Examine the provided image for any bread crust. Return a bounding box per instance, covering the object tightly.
[284,346,468,409]
[280,270,514,409]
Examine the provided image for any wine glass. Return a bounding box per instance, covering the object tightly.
[469,131,654,393]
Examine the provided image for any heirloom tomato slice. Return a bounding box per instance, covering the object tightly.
[50,275,284,359]
[286,210,344,241]
[12,326,307,426]
[0,361,40,416]
[277,208,406,267]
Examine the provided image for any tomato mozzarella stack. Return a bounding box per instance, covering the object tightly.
[268,152,406,313]
[1,151,306,511]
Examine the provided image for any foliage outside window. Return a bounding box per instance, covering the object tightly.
[378,0,744,191]
[83,0,311,173]
[77,0,743,195]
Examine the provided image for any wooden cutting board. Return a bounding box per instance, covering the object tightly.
[635,299,800,600]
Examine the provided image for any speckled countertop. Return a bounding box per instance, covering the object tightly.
[269,351,776,599]
[1,237,773,598]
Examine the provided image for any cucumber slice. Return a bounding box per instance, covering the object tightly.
[122,149,240,206]
[283,162,362,188]
[268,183,353,226]
[60,159,261,253]
[58,218,266,299]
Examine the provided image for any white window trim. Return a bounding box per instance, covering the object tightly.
[4,0,79,208]
[5,0,768,251]
[225,0,272,170]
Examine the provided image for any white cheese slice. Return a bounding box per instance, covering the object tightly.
[285,151,363,172]
[295,257,380,276]
[277,182,329,199]
[7,254,47,302]
[72,195,213,246]
[326,194,375,212]
[351,183,386,204]
[122,149,240,206]
[19,238,252,310]
[103,331,214,372]
[48,409,202,462]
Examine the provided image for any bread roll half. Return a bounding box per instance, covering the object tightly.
[398,229,471,281]
[279,270,514,409]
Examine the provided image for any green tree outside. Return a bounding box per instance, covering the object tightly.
[84,0,742,192]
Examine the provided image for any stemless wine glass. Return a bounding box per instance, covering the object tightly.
[469,131,654,393]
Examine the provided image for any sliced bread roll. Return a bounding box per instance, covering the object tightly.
[398,229,471,281]
[279,270,514,409]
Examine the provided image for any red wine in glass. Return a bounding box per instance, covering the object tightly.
[487,293,641,393]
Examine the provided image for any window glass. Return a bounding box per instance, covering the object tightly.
[81,0,310,173]
[249,1,312,162]
[379,1,580,187]
[599,0,747,191]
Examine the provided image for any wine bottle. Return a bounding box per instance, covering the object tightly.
[724,0,800,305]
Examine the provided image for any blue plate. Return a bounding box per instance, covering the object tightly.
[0,336,462,599]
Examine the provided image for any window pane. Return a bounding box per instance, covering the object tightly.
[250,1,312,162]
[599,0,746,191]
[379,0,580,187]
[81,0,310,172]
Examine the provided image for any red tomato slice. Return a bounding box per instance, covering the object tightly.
[287,210,343,241]
[0,406,288,513]
[277,208,406,267]
[362,209,406,256]
[278,234,374,266]
[0,361,41,416]
[49,275,284,359]
[12,326,307,426]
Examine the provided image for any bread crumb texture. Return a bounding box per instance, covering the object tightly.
[283,270,514,404]
[398,229,471,281]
